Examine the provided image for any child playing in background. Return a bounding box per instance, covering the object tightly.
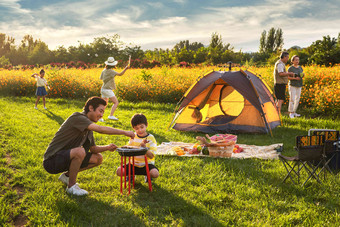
[99,56,130,121]
[31,69,49,109]
[116,113,159,182]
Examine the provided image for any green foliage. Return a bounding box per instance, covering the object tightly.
[0,96,340,226]
[0,33,15,56]
[194,47,208,64]
[176,47,194,63]
[28,42,52,65]
[308,35,340,65]
[266,27,276,53]
[258,27,284,63]
[0,56,10,67]
[1,31,340,67]
[139,70,153,82]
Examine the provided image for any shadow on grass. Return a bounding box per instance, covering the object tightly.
[100,119,131,130]
[55,196,144,226]
[40,110,65,125]
[131,184,225,226]
[201,155,340,212]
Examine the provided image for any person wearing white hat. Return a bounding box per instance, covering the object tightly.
[99,56,130,121]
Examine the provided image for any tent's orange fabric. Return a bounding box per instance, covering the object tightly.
[170,70,280,134]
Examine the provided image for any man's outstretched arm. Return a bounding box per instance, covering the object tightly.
[87,123,135,139]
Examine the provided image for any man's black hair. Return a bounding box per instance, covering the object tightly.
[131,113,148,127]
[280,51,289,59]
[83,96,107,114]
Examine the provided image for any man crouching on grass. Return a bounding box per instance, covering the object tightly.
[43,96,134,196]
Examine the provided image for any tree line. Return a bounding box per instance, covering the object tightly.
[1,28,340,68]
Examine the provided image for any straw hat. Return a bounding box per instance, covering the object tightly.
[105,57,118,66]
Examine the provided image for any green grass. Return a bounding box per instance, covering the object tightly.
[0,96,340,226]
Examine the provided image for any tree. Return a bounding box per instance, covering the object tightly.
[28,41,53,65]
[0,56,10,67]
[274,28,284,52]
[173,40,190,53]
[53,46,71,63]
[90,35,123,63]
[210,32,224,50]
[173,40,204,53]
[208,32,233,64]
[189,42,204,52]
[308,35,340,65]
[20,35,38,53]
[0,33,15,57]
[176,47,194,63]
[259,27,284,54]
[265,28,276,53]
[194,47,208,64]
[259,30,266,53]
[159,49,175,65]
[14,34,40,65]
[285,46,310,65]
[122,45,144,61]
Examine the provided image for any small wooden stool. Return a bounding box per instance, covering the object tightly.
[117,147,152,195]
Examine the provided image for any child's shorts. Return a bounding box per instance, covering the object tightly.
[122,164,158,176]
[36,86,47,96]
[101,89,115,98]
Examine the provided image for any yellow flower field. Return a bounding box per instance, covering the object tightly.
[0,64,339,115]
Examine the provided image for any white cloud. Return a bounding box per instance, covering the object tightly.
[0,0,339,52]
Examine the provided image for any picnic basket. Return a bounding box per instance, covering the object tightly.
[208,143,235,157]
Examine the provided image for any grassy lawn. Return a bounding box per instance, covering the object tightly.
[0,96,340,226]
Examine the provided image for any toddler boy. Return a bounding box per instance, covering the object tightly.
[116,113,159,182]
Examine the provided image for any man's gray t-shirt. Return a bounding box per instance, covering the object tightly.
[44,112,95,161]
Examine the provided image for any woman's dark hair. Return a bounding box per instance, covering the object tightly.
[83,96,107,114]
[40,69,45,74]
[131,113,148,127]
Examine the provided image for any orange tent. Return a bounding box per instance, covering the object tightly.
[170,69,280,135]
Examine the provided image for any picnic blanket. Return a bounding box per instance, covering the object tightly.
[156,142,283,160]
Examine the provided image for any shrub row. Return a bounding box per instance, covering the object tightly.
[0,65,339,116]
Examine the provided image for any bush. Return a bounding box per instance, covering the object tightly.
[0,65,339,117]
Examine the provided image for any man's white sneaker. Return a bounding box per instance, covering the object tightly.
[108,115,118,120]
[289,113,295,119]
[294,113,301,117]
[66,184,88,196]
[98,118,105,122]
[34,106,38,110]
[58,172,69,185]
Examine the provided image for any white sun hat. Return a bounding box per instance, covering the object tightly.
[105,57,118,66]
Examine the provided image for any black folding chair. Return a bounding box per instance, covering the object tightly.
[311,130,340,175]
[279,135,325,186]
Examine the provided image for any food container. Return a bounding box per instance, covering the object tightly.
[208,144,234,157]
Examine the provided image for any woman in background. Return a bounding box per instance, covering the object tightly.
[99,56,129,121]
[288,55,304,118]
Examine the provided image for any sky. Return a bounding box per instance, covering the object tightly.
[0,0,339,52]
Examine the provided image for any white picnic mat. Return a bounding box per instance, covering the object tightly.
[156,142,283,160]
